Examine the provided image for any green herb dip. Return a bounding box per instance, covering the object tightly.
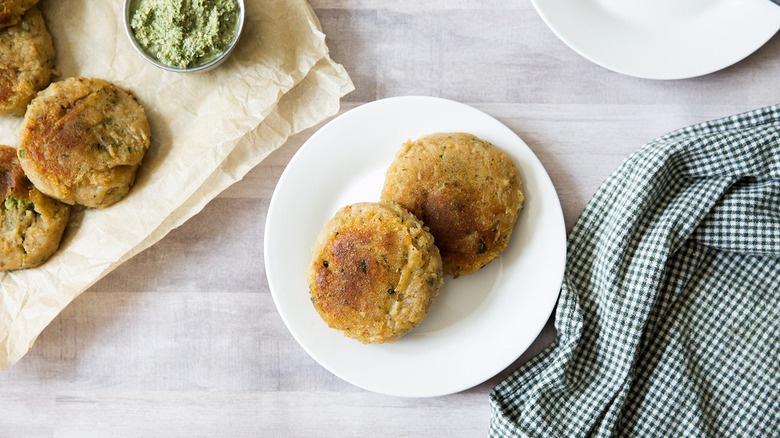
[130,0,240,69]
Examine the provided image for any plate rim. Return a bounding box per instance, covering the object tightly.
[531,0,780,80]
[264,96,566,397]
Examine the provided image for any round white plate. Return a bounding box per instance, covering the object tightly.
[264,96,566,397]
[532,0,780,80]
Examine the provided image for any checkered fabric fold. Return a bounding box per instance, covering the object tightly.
[490,105,780,437]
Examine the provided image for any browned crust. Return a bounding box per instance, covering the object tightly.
[0,144,31,200]
[0,144,71,271]
[0,0,39,28]
[18,77,151,208]
[312,214,408,315]
[308,202,443,343]
[381,132,524,276]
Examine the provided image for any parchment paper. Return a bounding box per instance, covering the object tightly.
[0,0,354,370]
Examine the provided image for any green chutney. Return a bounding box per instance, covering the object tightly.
[130,0,240,69]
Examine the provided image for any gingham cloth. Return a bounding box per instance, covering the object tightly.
[490,105,780,437]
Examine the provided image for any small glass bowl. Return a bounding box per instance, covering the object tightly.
[123,0,246,73]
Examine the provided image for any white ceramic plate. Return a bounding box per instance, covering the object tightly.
[532,0,780,80]
[264,96,566,397]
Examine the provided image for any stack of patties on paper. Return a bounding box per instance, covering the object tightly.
[0,76,151,272]
[0,5,152,272]
[0,1,152,272]
[307,132,524,343]
[0,0,60,270]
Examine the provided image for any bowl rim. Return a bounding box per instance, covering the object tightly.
[122,0,246,73]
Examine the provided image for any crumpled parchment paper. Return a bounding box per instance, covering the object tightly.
[0,0,353,370]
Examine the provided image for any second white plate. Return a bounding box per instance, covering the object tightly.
[532,0,780,80]
[264,96,566,397]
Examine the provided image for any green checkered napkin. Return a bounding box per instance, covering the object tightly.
[490,105,780,437]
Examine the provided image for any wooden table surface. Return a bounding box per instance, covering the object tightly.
[3,1,779,436]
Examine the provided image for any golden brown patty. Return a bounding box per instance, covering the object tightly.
[0,6,56,116]
[0,144,70,271]
[381,132,524,277]
[18,77,151,208]
[307,202,443,344]
[0,0,38,28]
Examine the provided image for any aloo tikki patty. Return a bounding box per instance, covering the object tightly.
[381,133,524,277]
[0,144,70,271]
[307,202,444,344]
[18,77,151,208]
[0,6,56,116]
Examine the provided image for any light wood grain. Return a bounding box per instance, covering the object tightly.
[2,1,779,436]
